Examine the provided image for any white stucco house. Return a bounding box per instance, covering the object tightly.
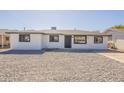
[104,28,124,50]
[6,28,111,50]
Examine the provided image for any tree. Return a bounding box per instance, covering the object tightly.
[112,25,124,29]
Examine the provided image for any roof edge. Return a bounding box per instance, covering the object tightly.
[5,31,111,36]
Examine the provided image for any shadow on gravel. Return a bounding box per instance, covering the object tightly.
[45,49,124,53]
[0,50,45,55]
[0,49,123,54]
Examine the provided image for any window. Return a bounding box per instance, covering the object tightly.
[19,34,30,42]
[74,35,87,44]
[6,37,9,41]
[49,35,59,42]
[94,36,103,44]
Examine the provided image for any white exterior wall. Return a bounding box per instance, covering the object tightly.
[108,31,124,42]
[10,34,42,50]
[107,31,124,49]
[72,36,108,49]
[10,34,108,50]
[42,35,64,48]
[115,39,124,50]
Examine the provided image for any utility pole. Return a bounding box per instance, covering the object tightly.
[24,27,26,31]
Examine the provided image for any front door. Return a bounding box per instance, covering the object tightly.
[64,35,71,48]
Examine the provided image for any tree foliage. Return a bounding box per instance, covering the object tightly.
[112,25,124,29]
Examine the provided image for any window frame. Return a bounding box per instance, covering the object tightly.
[74,35,87,44]
[19,34,30,42]
[49,35,59,42]
[94,36,103,44]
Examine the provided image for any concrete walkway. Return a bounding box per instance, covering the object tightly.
[98,52,124,63]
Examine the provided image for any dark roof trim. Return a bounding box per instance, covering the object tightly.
[43,33,111,36]
[6,32,44,34]
[6,32,111,36]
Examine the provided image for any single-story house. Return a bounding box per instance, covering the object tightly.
[0,29,10,48]
[104,28,124,49]
[6,28,111,50]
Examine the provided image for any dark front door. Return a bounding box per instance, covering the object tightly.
[64,35,71,48]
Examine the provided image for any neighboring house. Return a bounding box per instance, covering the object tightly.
[104,28,124,49]
[6,28,110,50]
[0,29,10,48]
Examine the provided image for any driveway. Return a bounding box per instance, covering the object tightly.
[0,49,124,82]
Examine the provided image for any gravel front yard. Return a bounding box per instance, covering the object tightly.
[0,50,124,82]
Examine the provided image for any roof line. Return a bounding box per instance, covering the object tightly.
[5,32,111,36]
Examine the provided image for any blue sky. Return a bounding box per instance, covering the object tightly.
[0,10,124,31]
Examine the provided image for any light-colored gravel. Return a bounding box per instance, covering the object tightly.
[0,50,124,82]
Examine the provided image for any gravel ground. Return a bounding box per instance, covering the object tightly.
[0,50,124,82]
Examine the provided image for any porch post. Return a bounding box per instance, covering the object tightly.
[1,33,4,48]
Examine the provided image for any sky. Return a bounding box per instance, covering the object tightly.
[0,10,124,31]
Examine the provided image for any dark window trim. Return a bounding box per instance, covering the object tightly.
[94,36,103,44]
[19,34,30,42]
[74,35,87,44]
[49,35,59,42]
